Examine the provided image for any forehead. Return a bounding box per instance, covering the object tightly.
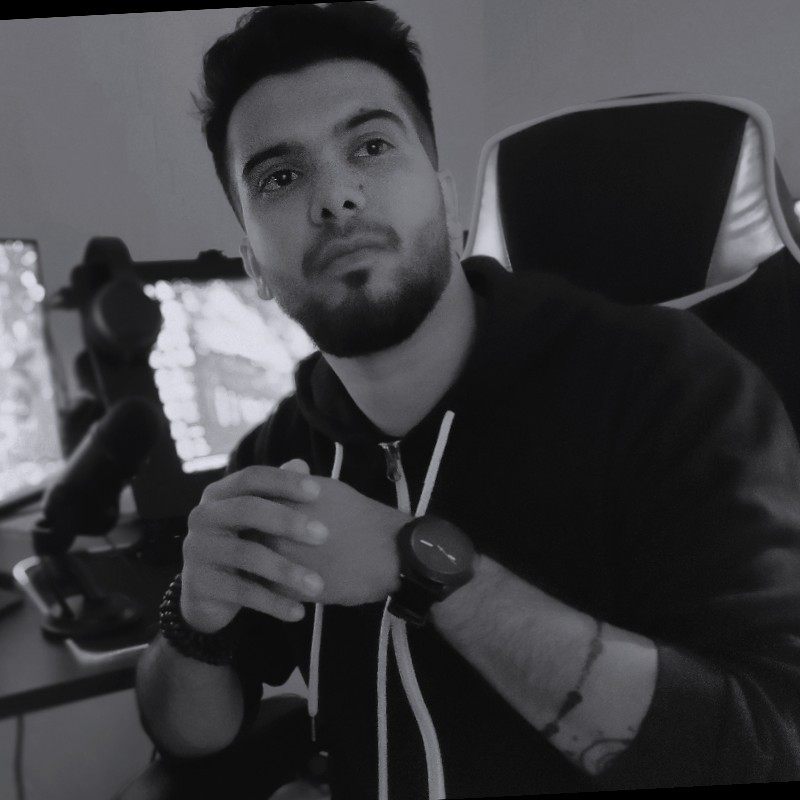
[228,59,417,159]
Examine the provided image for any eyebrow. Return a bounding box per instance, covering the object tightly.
[340,108,407,134]
[240,108,407,183]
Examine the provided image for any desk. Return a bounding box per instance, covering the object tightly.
[0,508,170,720]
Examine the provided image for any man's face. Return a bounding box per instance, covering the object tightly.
[227,59,458,358]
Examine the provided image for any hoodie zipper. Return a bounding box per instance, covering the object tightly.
[380,440,412,515]
[380,440,404,482]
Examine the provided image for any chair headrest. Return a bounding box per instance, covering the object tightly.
[465,93,800,307]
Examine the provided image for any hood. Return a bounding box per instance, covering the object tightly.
[293,255,592,445]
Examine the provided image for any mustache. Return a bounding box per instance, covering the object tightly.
[303,222,401,278]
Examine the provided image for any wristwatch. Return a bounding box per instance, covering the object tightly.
[388,515,475,626]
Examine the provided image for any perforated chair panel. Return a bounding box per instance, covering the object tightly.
[498,101,745,304]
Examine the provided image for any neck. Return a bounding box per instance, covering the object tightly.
[323,263,476,438]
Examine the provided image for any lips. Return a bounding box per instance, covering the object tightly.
[307,233,397,277]
[316,238,385,274]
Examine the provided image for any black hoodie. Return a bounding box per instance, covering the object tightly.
[230,256,800,797]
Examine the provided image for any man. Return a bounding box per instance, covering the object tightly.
[136,4,800,798]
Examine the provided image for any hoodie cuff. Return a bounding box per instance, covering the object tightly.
[595,643,727,789]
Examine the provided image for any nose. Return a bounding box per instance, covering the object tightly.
[309,165,365,225]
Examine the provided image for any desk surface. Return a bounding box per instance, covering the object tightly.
[0,509,157,719]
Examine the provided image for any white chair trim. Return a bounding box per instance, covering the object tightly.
[463,93,800,307]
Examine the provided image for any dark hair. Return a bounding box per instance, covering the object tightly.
[196,2,437,214]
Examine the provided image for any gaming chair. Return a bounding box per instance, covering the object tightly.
[464,93,800,439]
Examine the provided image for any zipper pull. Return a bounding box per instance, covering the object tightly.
[379,440,404,482]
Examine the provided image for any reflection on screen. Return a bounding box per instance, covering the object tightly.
[0,239,64,508]
[144,278,315,474]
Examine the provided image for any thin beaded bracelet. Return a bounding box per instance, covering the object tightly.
[541,618,604,739]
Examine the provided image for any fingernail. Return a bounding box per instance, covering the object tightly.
[301,479,320,499]
[303,573,324,595]
[306,521,328,543]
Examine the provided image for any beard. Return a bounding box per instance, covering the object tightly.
[269,211,454,358]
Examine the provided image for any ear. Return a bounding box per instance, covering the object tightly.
[240,239,273,301]
[437,170,463,258]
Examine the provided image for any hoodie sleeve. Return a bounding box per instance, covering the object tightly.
[596,307,800,788]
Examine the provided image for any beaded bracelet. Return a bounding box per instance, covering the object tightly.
[158,573,242,666]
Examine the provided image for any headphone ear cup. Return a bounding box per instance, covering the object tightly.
[86,278,163,360]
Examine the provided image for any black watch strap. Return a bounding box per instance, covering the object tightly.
[388,575,444,626]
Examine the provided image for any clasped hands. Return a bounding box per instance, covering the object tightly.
[180,460,409,633]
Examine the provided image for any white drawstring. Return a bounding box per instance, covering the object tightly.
[305,410,456,799]
[416,411,455,519]
[378,410,456,800]
[307,441,344,742]
[393,615,446,798]
[377,597,392,800]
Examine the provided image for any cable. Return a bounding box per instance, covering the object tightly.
[14,714,26,800]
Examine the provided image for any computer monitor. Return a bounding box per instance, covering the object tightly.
[0,239,64,516]
[84,252,315,524]
[141,265,314,477]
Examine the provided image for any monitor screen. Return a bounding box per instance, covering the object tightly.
[143,275,314,476]
[0,239,64,513]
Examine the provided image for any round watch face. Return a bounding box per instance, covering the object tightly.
[409,519,473,577]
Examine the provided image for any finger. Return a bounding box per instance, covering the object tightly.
[232,581,308,622]
[201,464,321,504]
[189,566,308,623]
[189,495,328,545]
[281,458,311,474]
[188,533,325,600]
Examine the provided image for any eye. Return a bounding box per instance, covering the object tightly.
[354,138,393,158]
[258,168,300,193]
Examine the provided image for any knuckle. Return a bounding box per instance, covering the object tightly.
[239,464,273,490]
[199,474,228,501]
[187,503,210,532]
[181,532,198,562]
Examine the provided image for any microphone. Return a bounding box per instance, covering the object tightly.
[31,397,163,639]
[34,396,163,554]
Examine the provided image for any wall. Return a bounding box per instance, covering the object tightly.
[482,0,800,194]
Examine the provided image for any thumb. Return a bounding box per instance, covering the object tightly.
[280,458,311,475]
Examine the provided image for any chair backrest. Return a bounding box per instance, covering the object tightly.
[463,93,800,435]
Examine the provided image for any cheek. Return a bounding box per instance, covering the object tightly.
[387,174,442,235]
[243,213,303,279]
